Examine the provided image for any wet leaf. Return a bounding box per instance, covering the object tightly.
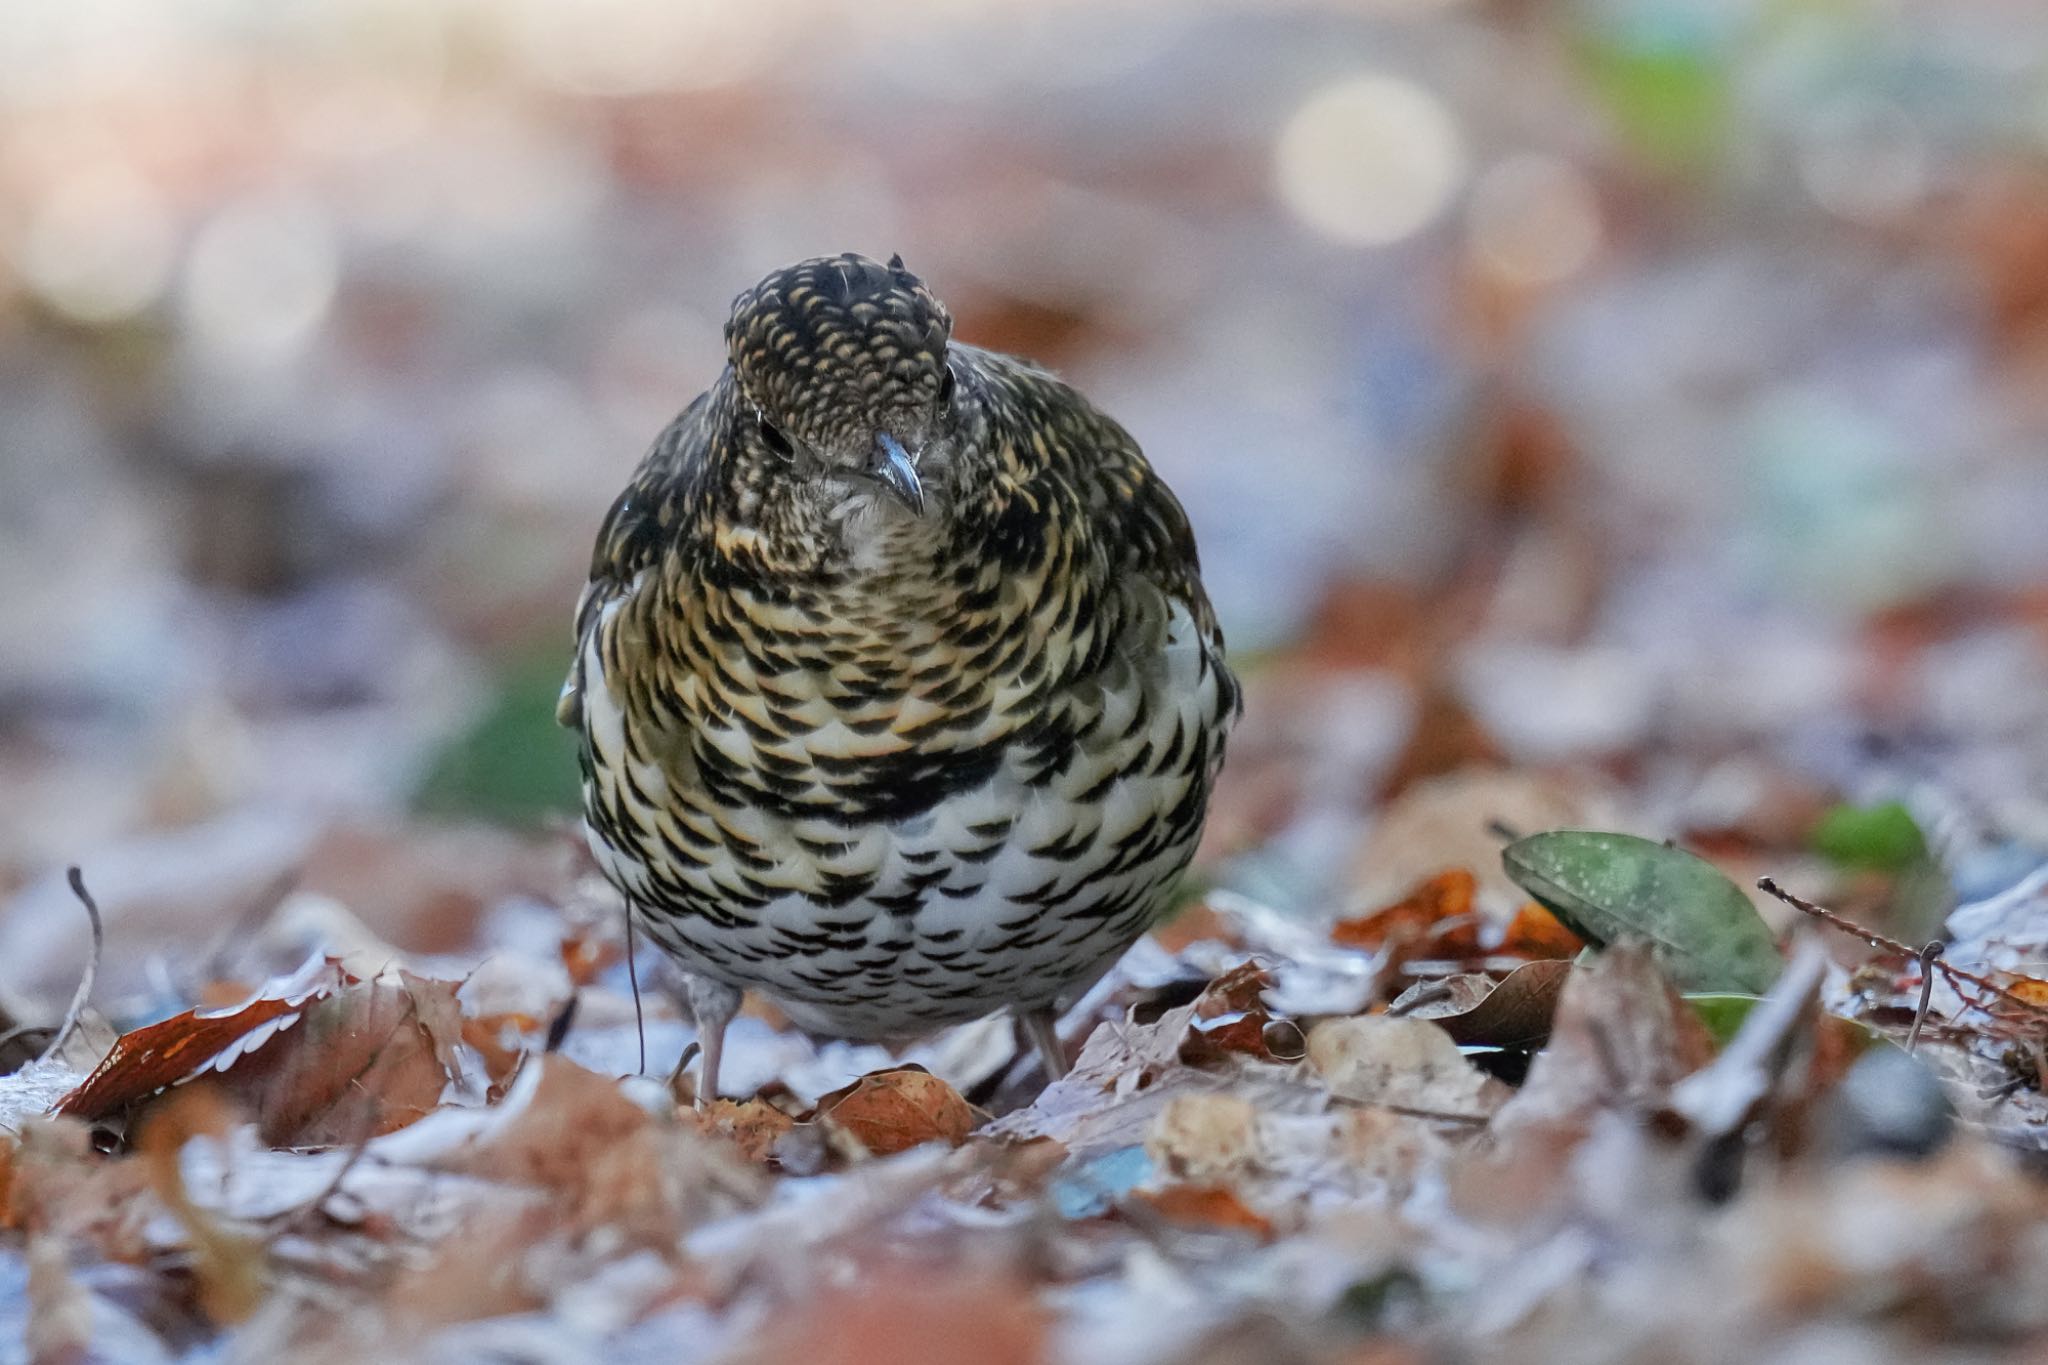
[815,1068,978,1156]
[1501,831,1782,993]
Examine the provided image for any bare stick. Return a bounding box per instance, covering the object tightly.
[40,868,105,1064]
[1758,877,2048,1021]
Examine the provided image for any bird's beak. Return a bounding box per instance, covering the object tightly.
[870,432,926,516]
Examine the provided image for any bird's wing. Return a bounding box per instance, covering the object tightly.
[556,393,714,729]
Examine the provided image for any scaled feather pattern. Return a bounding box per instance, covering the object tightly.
[560,252,1238,1060]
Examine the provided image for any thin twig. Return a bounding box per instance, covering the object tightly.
[40,868,105,1064]
[1758,877,2048,1020]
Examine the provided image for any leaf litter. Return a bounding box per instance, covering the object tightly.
[1,827,2047,1363]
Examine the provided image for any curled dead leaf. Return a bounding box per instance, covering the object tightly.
[56,956,349,1124]
[1180,961,1303,1066]
[56,959,467,1148]
[1398,960,1573,1050]
[816,1068,979,1156]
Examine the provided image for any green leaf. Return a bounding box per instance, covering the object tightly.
[1810,800,1930,873]
[415,648,581,824]
[1501,831,1782,994]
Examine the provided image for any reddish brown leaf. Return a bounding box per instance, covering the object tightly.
[221,972,464,1146]
[1180,962,1298,1065]
[55,961,464,1147]
[816,1068,978,1156]
[56,958,349,1123]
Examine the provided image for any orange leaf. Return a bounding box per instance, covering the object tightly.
[1133,1183,1275,1240]
[816,1068,978,1156]
[1495,902,1585,959]
[2006,976,2048,1008]
[1332,869,1483,957]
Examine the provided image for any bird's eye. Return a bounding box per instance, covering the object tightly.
[757,416,794,460]
[937,368,956,405]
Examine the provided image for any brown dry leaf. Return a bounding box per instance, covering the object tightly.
[59,959,465,1148]
[738,1268,1048,1365]
[1181,961,1299,1065]
[56,957,350,1123]
[218,972,465,1146]
[1406,960,1573,1050]
[816,1068,978,1156]
[688,1097,797,1165]
[1133,1182,1276,1240]
[1494,942,1714,1133]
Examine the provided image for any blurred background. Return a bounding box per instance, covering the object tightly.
[5,0,2048,1008]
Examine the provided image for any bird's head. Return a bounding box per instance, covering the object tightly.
[724,252,956,518]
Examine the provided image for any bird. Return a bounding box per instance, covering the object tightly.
[558,252,1238,1103]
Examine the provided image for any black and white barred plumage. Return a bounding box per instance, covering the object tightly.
[559,253,1238,1098]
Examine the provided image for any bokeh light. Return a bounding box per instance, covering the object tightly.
[14,162,175,323]
[179,188,340,366]
[1466,153,1603,286]
[1275,74,1467,247]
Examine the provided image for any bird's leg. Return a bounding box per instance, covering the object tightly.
[1023,1008,1069,1082]
[674,975,742,1110]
